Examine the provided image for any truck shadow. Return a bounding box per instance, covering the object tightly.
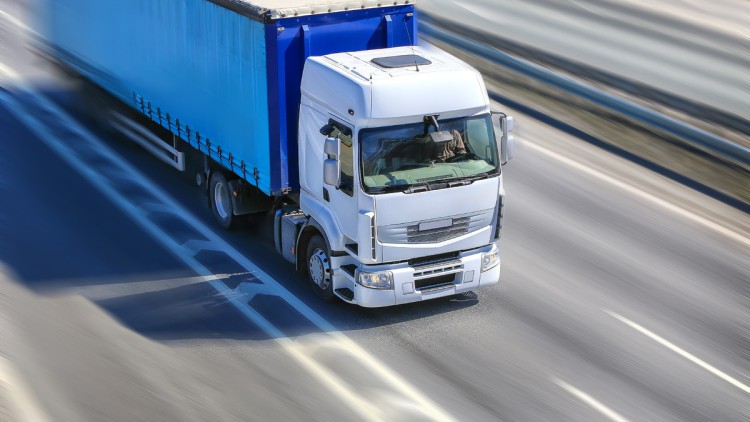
[83,270,480,343]
[94,281,274,341]
[324,290,481,332]
[0,86,195,289]
[2,83,482,344]
[100,280,480,343]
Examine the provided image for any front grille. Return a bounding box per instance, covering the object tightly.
[406,217,469,243]
[408,252,459,267]
[378,209,494,244]
[413,259,463,278]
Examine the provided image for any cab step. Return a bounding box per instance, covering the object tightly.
[335,288,355,302]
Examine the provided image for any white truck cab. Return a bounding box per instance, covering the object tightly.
[276,45,512,307]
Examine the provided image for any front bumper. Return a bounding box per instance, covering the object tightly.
[351,243,500,308]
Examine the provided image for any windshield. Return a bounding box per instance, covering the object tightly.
[360,114,499,193]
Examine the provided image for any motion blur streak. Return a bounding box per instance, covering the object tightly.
[0,355,50,422]
[553,378,630,422]
[0,61,18,81]
[206,278,385,422]
[425,0,748,117]
[519,138,750,248]
[0,9,29,33]
[606,310,750,394]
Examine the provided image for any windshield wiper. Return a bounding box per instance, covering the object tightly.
[464,172,491,181]
[368,184,409,193]
[427,172,491,187]
[371,175,487,194]
[404,183,431,194]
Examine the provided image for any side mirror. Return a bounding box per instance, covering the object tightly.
[492,112,515,165]
[324,137,338,157]
[501,115,515,165]
[323,137,340,186]
[323,159,340,186]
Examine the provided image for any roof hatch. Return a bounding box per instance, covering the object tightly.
[371,54,432,69]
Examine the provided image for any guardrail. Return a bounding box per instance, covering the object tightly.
[419,20,750,169]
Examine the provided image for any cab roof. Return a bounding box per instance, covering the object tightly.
[319,46,475,82]
[302,45,490,122]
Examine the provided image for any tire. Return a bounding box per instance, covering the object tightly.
[305,235,334,301]
[209,171,237,230]
[79,79,115,132]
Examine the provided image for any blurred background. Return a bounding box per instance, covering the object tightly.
[1,0,748,421]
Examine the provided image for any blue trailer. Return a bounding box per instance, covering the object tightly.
[41,0,418,196]
[39,0,514,307]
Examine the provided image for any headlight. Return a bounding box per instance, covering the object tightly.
[357,271,393,290]
[481,247,500,272]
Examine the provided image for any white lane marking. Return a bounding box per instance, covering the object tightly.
[553,378,629,422]
[70,274,238,300]
[0,62,20,80]
[0,72,456,422]
[0,10,35,34]
[519,138,750,248]
[606,310,750,394]
[0,355,51,422]
[205,276,386,422]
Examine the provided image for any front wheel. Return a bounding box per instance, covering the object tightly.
[209,171,238,230]
[306,235,334,301]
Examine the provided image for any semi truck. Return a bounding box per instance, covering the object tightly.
[36,0,514,307]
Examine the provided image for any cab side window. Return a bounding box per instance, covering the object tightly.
[322,120,354,196]
[338,130,354,196]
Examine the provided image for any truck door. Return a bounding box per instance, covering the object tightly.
[324,118,359,244]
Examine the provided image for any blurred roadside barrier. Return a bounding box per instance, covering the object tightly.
[419,19,750,171]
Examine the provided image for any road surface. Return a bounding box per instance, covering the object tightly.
[1,2,748,421]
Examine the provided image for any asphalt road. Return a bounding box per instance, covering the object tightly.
[1,2,749,422]
[421,0,749,120]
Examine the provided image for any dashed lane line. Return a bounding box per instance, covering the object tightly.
[0,10,33,34]
[606,310,750,395]
[0,355,51,422]
[553,378,630,422]
[519,138,750,248]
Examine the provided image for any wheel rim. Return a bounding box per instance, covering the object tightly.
[308,248,331,290]
[214,181,230,220]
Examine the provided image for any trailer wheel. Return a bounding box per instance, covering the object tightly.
[306,235,334,301]
[209,171,237,230]
[80,79,115,132]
